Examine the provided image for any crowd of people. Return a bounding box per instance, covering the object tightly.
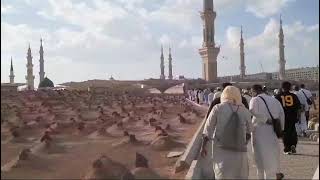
[188,82,317,179]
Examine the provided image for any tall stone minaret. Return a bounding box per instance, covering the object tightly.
[168,46,173,80]
[9,57,15,84]
[26,44,35,90]
[239,26,246,79]
[278,15,286,80]
[199,0,220,82]
[39,38,45,84]
[160,45,165,80]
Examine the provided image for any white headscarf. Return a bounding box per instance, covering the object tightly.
[221,86,242,105]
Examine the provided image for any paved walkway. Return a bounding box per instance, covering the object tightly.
[188,99,319,179]
[248,137,319,179]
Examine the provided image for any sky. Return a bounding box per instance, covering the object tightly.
[1,0,319,85]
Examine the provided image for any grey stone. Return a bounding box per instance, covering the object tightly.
[167,151,184,158]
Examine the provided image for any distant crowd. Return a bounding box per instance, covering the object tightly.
[187,82,317,179]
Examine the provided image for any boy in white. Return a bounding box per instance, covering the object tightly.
[292,85,308,136]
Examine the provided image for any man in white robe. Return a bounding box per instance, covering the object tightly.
[208,89,215,106]
[299,84,316,127]
[213,87,222,100]
[187,90,192,101]
[292,85,308,136]
[193,89,197,102]
[198,90,204,104]
[203,88,210,105]
[250,84,285,180]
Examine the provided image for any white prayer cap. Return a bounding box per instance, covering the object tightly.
[221,86,242,105]
[243,89,248,94]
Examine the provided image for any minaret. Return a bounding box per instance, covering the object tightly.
[239,26,246,79]
[39,38,45,84]
[278,14,286,80]
[9,57,15,84]
[160,45,165,80]
[26,44,35,90]
[168,46,173,80]
[199,0,220,82]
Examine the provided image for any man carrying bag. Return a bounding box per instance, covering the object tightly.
[250,84,285,180]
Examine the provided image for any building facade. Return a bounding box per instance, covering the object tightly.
[272,67,319,82]
[220,66,319,82]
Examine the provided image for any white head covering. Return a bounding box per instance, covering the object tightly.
[221,86,242,105]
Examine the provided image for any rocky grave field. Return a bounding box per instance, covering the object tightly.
[1,89,205,179]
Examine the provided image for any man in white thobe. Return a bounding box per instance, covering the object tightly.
[203,88,210,105]
[293,85,308,136]
[299,84,316,127]
[208,89,215,106]
[193,89,197,102]
[198,90,204,104]
[250,85,285,180]
[213,87,222,100]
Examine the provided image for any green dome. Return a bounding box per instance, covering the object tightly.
[39,77,54,88]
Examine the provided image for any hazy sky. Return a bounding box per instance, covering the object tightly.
[1,0,319,85]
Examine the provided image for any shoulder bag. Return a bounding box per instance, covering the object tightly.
[258,96,283,138]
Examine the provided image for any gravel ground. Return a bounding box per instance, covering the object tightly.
[248,137,319,179]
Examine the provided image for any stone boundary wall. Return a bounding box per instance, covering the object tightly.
[174,99,206,169]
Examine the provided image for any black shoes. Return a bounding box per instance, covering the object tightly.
[276,172,285,180]
[291,145,297,154]
[283,145,297,155]
[283,151,291,155]
[303,131,307,137]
